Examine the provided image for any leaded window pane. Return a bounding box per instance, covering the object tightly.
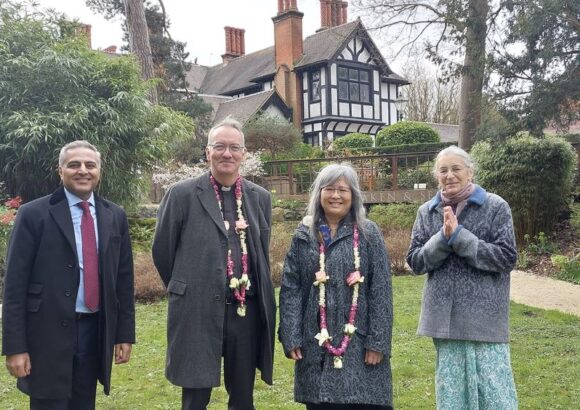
[360,84,370,102]
[339,81,349,99]
[349,83,360,101]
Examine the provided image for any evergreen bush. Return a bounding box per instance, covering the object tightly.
[333,133,373,150]
[471,135,577,242]
[376,121,440,147]
[368,203,420,230]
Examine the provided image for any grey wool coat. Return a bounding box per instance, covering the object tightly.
[152,172,276,387]
[279,218,393,407]
[406,185,517,343]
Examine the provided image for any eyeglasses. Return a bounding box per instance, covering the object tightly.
[207,143,245,153]
[437,166,466,176]
[321,186,352,196]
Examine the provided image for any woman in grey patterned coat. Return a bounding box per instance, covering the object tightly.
[407,146,518,409]
[279,163,393,410]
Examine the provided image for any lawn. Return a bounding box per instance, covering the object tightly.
[1,275,578,409]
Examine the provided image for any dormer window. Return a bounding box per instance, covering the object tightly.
[338,66,371,103]
[310,71,321,102]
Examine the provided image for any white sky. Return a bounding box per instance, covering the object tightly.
[34,1,339,66]
[33,0,405,72]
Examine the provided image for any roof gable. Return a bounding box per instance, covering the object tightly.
[186,18,408,96]
[212,90,291,125]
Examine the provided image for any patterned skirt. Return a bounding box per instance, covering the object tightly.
[433,339,518,410]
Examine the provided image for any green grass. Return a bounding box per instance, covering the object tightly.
[1,276,578,409]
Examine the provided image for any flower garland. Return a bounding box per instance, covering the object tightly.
[314,224,364,369]
[210,174,250,317]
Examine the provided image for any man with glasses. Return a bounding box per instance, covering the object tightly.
[153,116,276,410]
[2,140,135,409]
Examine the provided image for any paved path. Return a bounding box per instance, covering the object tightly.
[510,270,580,316]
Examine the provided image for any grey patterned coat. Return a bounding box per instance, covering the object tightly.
[407,185,517,343]
[279,218,393,406]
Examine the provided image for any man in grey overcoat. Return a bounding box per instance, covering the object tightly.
[152,117,276,410]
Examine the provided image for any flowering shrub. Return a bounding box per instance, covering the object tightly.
[1,196,22,296]
[152,151,265,190]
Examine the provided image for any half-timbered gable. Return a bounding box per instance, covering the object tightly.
[186,0,407,147]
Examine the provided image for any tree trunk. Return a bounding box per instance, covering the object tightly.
[124,0,158,104]
[458,0,488,150]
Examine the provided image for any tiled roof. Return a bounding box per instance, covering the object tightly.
[296,21,360,68]
[189,19,408,95]
[200,47,276,95]
[423,122,459,143]
[212,90,279,125]
[184,64,209,91]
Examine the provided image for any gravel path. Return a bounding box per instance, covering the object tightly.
[510,270,580,316]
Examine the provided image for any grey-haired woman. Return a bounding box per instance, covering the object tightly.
[407,146,518,409]
[279,163,393,410]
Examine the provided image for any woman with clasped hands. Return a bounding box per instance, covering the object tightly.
[279,163,393,410]
[407,146,518,409]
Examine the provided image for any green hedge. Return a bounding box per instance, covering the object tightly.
[368,203,420,230]
[471,135,577,242]
[333,133,373,150]
[376,121,440,147]
[359,142,454,156]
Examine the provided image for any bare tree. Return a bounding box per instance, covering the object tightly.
[402,60,459,124]
[353,0,498,149]
[123,0,157,103]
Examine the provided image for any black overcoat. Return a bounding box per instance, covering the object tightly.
[152,173,276,387]
[1,187,135,399]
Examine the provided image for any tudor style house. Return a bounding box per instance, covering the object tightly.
[186,0,408,146]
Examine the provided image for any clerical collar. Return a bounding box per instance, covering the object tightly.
[211,175,232,191]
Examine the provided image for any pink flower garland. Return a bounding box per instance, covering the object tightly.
[210,175,250,317]
[314,224,364,369]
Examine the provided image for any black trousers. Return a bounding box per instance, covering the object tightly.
[182,297,259,410]
[30,313,99,410]
[306,404,393,410]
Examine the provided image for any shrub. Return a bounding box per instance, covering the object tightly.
[471,135,577,242]
[333,133,373,151]
[358,142,453,155]
[368,203,419,230]
[133,252,166,303]
[551,254,580,285]
[376,121,440,147]
[383,228,412,275]
[269,222,297,287]
[128,218,156,253]
[0,195,21,301]
[397,167,437,189]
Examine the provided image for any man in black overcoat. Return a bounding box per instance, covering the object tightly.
[153,117,276,410]
[2,140,135,409]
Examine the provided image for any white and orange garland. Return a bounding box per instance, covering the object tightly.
[210,175,250,317]
[314,224,364,369]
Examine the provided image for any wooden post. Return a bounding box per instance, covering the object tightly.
[392,156,398,190]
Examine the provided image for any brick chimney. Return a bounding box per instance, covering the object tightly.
[76,23,92,49]
[272,0,304,126]
[222,26,246,64]
[319,0,348,30]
